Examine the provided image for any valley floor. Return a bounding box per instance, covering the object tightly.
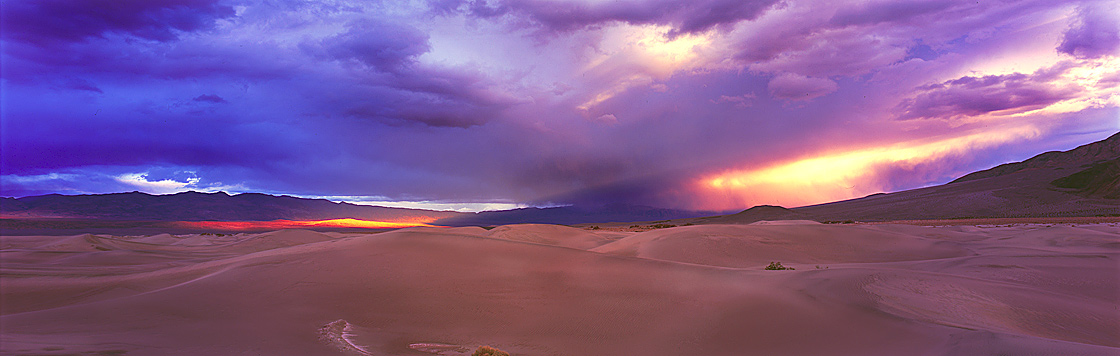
[2,221,1118,355]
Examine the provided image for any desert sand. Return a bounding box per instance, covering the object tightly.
[2,222,1118,355]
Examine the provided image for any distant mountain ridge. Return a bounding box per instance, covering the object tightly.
[693,205,814,224]
[4,133,1118,225]
[782,132,1120,221]
[0,191,462,222]
[951,132,1120,184]
[0,191,719,226]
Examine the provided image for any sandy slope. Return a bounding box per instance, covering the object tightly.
[1,223,1117,355]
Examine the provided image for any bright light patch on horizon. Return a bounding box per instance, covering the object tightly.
[174,218,436,231]
[701,126,1043,209]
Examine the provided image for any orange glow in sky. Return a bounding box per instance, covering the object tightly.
[173,218,437,231]
[699,126,1043,210]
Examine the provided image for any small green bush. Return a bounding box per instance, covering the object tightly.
[473,345,510,356]
[765,261,794,270]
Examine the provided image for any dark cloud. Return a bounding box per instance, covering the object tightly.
[295,19,515,128]
[895,65,1082,120]
[64,78,104,93]
[828,0,954,28]
[343,103,496,129]
[0,109,295,175]
[1,0,235,44]
[193,94,227,103]
[2,0,1116,212]
[734,19,912,78]
[1057,6,1120,59]
[455,0,781,37]
[734,0,1057,79]
[315,65,517,128]
[316,19,431,72]
[767,73,838,101]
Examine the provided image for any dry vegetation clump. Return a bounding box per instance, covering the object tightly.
[765,261,794,270]
[473,345,510,356]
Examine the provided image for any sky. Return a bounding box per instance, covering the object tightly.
[2,0,1118,212]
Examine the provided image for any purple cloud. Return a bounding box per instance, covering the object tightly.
[828,0,954,28]
[2,0,1117,212]
[458,0,781,37]
[1058,6,1120,59]
[732,0,1059,80]
[314,19,432,72]
[895,64,1083,120]
[193,94,226,103]
[767,73,838,101]
[1,0,234,44]
[64,78,104,93]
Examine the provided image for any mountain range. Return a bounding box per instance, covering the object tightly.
[0,191,719,226]
[3,132,1118,226]
[703,131,1120,224]
[0,191,459,222]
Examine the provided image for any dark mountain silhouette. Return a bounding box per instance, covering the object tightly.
[679,132,1120,225]
[691,205,814,224]
[785,132,1120,221]
[0,192,717,226]
[0,191,462,222]
[951,132,1120,184]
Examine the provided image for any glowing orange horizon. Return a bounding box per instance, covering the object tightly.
[696,126,1043,210]
[172,218,438,230]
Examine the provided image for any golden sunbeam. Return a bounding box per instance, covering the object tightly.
[173,218,438,231]
[701,126,1044,209]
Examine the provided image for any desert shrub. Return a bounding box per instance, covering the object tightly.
[589,225,601,230]
[473,346,510,356]
[765,261,794,270]
[650,223,676,229]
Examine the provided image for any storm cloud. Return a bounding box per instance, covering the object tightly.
[2,0,1117,211]
[896,64,1086,121]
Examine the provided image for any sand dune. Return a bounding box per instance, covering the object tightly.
[591,224,971,268]
[2,223,1117,355]
[486,224,618,249]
